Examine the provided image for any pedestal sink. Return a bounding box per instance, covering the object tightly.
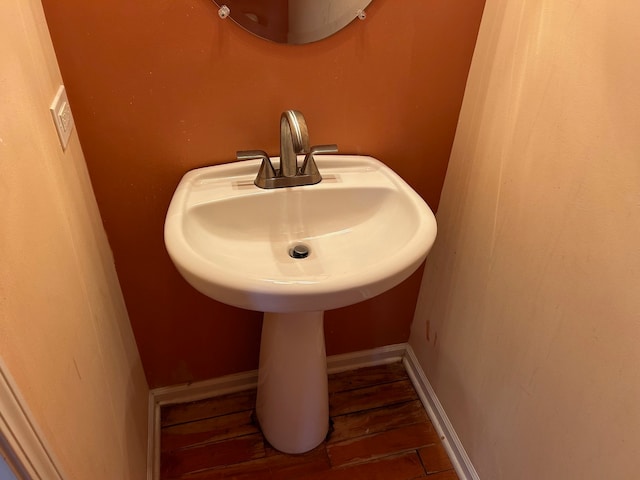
[164,155,437,453]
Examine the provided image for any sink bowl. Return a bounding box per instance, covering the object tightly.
[164,155,437,313]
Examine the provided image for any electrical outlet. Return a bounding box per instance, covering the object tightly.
[50,85,74,150]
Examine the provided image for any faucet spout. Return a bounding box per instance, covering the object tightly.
[280,110,309,177]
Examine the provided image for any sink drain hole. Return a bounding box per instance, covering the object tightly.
[289,243,310,259]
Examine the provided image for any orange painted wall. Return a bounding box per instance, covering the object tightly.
[41,0,485,388]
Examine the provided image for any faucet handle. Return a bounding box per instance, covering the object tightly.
[237,150,278,187]
[237,149,271,162]
[300,144,338,175]
[308,144,338,155]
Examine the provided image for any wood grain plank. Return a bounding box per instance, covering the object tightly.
[162,409,259,452]
[330,379,418,416]
[160,434,265,479]
[299,452,426,480]
[162,390,257,427]
[330,400,429,443]
[327,423,439,467]
[328,362,408,393]
[418,443,454,474]
[179,445,330,480]
[423,469,459,479]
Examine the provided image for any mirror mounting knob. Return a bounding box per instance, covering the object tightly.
[217,5,230,19]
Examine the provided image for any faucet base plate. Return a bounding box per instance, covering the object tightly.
[254,172,322,189]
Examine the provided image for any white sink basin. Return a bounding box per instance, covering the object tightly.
[164,154,437,454]
[164,155,437,313]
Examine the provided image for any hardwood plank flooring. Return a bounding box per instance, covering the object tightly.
[160,361,459,479]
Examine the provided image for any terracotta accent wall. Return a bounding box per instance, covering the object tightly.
[0,0,148,477]
[41,0,485,388]
[410,0,640,477]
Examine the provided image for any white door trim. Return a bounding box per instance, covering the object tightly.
[0,358,66,480]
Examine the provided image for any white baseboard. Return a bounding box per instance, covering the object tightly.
[147,343,477,480]
[326,342,408,374]
[403,345,480,480]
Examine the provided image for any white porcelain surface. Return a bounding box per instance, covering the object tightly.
[165,155,437,312]
[256,311,328,453]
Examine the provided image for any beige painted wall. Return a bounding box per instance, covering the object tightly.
[0,0,149,478]
[410,0,640,478]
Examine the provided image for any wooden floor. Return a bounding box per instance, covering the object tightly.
[160,361,459,479]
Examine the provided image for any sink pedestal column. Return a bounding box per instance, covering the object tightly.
[256,311,328,454]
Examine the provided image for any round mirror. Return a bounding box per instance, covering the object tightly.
[212,1,373,45]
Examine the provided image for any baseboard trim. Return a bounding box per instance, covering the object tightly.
[147,343,478,480]
[326,342,408,374]
[403,345,480,480]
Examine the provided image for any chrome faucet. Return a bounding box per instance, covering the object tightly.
[237,110,338,189]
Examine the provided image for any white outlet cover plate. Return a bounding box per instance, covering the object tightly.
[50,85,74,150]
